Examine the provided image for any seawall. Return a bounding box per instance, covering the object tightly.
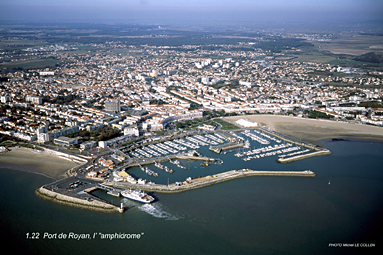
[35,186,121,213]
[105,169,316,193]
[277,149,332,163]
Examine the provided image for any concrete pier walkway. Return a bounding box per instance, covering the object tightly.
[104,169,316,193]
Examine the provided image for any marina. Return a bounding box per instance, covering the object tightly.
[33,127,331,213]
[7,136,382,255]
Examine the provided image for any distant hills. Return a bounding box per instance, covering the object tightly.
[354,52,383,64]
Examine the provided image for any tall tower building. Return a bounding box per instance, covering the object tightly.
[105,99,121,113]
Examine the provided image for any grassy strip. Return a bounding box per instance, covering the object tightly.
[212,118,239,130]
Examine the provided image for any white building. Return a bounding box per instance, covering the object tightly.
[0,96,10,103]
[105,100,120,113]
[236,119,258,127]
[25,95,42,105]
[39,71,55,76]
[124,127,139,137]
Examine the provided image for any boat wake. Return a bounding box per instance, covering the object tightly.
[138,203,181,221]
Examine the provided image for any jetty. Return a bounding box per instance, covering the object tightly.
[35,186,123,213]
[209,142,243,154]
[255,126,332,162]
[277,149,331,163]
[104,169,316,194]
[35,176,124,213]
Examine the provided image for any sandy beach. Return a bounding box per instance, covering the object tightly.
[225,115,383,143]
[0,147,80,179]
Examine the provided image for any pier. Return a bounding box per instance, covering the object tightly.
[209,142,243,154]
[277,149,331,163]
[252,126,332,162]
[35,176,124,213]
[35,186,123,213]
[104,169,316,193]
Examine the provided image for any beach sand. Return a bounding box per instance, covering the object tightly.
[225,115,383,143]
[0,147,79,179]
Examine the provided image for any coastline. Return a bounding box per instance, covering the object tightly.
[225,115,383,143]
[0,147,79,179]
[2,115,382,180]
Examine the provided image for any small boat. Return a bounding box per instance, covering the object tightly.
[155,162,164,169]
[328,180,331,185]
[200,162,209,167]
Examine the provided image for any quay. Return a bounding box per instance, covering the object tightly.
[104,169,316,194]
[277,149,331,163]
[257,126,319,151]
[35,186,123,213]
[35,176,124,213]
[256,126,332,162]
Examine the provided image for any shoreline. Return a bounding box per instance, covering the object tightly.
[0,147,80,179]
[2,116,382,213]
[1,116,382,180]
[225,115,383,143]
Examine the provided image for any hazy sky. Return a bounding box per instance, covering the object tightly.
[1,0,382,25]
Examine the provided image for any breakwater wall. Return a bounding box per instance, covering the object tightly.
[35,186,121,213]
[105,169,315,193]
[257,126,332,162]
[257,126,318,151]
[277,149,331,163]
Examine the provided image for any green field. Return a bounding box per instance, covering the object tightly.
[288,53,336,63]
[0,57,60,70]
[0,39,45,50]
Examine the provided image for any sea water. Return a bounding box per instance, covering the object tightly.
[0,139,382,255]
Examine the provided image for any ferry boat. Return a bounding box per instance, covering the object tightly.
[121,189,154,204]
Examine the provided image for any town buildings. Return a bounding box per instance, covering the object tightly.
[1,41,382,149]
